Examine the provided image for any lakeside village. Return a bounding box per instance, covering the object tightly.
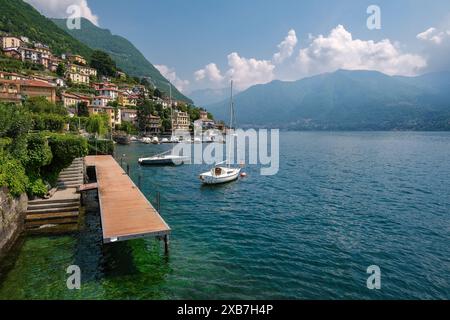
[0,32,231,256]
[0,33,224,143]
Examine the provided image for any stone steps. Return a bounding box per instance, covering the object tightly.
[28,197,79,205]
[57,176,83,183]
[57,182,84,189]
[26,211,79,224]
[27,200,79,211]
[25,158,84,232]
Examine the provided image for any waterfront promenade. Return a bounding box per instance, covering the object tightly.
[85,156,171,250]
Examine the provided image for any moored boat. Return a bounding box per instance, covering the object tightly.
[199,80,241,185]
[138,150,189,166]
[199,161,241,184]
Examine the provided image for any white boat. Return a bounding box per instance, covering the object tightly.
[151,136,159,144]
[199,80,242,185]
[199,161,241,184]
[161,138,169,143]
[141,137,152,144]
[193,137,202,144]
[138,150,189,166]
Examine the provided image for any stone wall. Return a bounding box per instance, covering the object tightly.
[0,188,27,258]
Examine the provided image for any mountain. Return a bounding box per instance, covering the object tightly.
[207,70,450,130]
[0,0,92,57]
[190,87,232,106]
[52,18,192,103]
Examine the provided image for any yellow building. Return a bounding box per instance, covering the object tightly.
[1,36,21,49]
[68,64,97,77]
[172,111,190,131]
[88,105,122,128]
[68,54,87,65]
[67,72,90,85]
[118,91,138,107]
[61,92,92,108]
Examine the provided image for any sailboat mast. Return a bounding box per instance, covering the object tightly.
[168,82,173,138]
[227,80,234,168]
[229,80,233,130]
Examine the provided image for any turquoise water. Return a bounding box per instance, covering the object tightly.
[1,132,450,299]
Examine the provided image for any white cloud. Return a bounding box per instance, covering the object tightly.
[156,65,190,93]
[193,25,429,92]
[24,0,99,26]
[273,29,298,63]
[194,63,224,83]
[194,54,275,91]
[226,53,275,91]
[417,27,450,45]
[296,25,426,77]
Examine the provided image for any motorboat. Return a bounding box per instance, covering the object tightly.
[151,136,159,144]
[138,150,189,166]
[141,137,152,144]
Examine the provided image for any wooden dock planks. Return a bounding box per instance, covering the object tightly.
[85,155,170,243]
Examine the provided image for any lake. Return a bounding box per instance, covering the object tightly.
[1,131,449,299]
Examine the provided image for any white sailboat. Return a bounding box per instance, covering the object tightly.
[199,80,241,185]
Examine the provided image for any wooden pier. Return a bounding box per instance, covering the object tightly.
[85,156,171,251]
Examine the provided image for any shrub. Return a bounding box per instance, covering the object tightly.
[47,134,88,169]
[27,175,48,198]
[24,96,67,115]
[86,114,109,137]
[32,114,68,132]
[88,138,114,155]
[0,137,12,152]
[69,116,89,132]
[0,103,32,140]
[0,152,29,197]
[118,121,138,135]
[25,133,53,172]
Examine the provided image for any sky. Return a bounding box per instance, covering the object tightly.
[25,0,450,93]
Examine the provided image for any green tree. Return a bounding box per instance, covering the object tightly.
[24,96,67,115]
[77,102,89,117]
[119,121,138,135]
[90,50,117,77]
[86,114,109,136]
[136,100,156,133]
[153,88,162,98]
[56,63,66,77]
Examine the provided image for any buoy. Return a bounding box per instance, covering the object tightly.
[240,172,247,178]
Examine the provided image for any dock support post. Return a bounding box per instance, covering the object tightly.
[127,163,130,176]
[164,235,169,255]
[156,192,161,212]
[138,174,142,189]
